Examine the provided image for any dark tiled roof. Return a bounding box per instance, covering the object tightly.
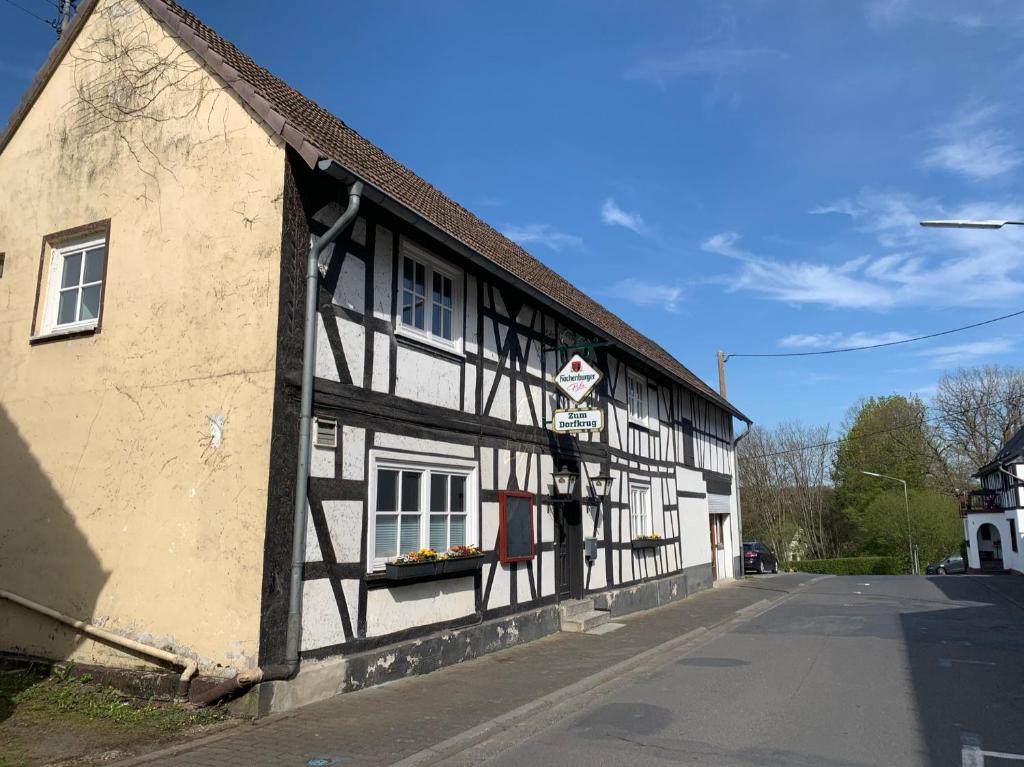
[1,0,747,421]
[977,424,1024,475]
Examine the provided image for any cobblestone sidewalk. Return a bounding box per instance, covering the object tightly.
[116,574,813,767]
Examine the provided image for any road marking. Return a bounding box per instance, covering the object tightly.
[963,732,985,767]
[981,750,1024,761]
[940,658,996,668]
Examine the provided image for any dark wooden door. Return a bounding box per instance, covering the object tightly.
[555,502,585,599]
[555,511,571,599]
[709,517,718,581]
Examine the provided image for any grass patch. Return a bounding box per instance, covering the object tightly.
[1,666,225,732]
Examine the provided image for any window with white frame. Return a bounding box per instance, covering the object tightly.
[40,236,106,335]
[397,240,461,352]
[629,482,652,537]
[626,372,648,425]
[370,456,475,568]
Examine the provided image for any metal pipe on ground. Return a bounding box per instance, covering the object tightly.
[0,590,198,697]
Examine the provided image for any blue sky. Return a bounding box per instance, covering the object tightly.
[3,0,1024,431]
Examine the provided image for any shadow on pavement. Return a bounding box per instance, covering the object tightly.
[901,575,1024,766]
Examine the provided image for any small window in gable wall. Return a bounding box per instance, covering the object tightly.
[627,371,648,426]
[396,239,463,354]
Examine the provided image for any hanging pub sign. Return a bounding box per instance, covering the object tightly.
[551,408,604,434]
[554,354,602,403]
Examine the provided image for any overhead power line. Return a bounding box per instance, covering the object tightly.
[726,308,1024,360]
[1,0,53,26]
[743,392,1024,461]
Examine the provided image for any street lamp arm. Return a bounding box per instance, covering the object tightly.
[920,220,1024,229]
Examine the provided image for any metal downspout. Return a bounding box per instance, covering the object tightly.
[194,179,363,707]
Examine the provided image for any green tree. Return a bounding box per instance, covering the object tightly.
[855,489,962,572]
[832,395,934,517]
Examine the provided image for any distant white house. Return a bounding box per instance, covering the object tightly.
[961,427,1024,573]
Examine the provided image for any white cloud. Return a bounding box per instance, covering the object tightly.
[500,224,582,252]
[922,104,1022,181]
[778,331,913,349]
[624,46,788,84]
[607,278,682,313]
[917,338,1014,369]
[600,199,647,235]
[708,192,1024,310]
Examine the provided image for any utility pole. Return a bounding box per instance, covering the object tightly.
[717,350,727,398]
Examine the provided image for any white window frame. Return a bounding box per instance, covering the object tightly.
[626,371,649,426]
[38,235,107,337]
[367,451,477,571]
[629,482,652,537]
[395,239,464,355]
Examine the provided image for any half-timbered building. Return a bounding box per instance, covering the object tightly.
[0,0,749,712]
[961,427,1024,573]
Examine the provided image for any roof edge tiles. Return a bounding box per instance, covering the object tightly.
[0,0,749,423]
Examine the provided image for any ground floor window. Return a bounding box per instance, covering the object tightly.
[629,483,651,537]
[370,454,475,569]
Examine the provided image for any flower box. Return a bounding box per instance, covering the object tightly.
[385,561,441,580]
[441,554,486,574]
[631,538,662,550]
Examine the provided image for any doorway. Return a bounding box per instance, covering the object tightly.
[977,523,1003,571]
[555,501,584,599]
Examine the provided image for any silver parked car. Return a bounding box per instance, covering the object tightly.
[925,553,966,575]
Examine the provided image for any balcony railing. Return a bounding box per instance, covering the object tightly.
[959,489,1002,516]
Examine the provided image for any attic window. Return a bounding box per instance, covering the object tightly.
[314,418,338,449]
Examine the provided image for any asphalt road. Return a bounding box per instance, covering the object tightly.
[466,575,1024,767]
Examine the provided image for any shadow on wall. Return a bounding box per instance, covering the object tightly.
[901,576,1024,764]
[0,404,109,720]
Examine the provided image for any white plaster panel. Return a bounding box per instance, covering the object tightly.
[341,425,365,480]
[374,433,475,458]
[498,449,511,489]
[677,465,705,494]
[315,314,340,382]
[517,564,534,604]
[465,275,478,353]
[310,441,335,479]
[463,364,477,414]
[301,579,345,651]
[366,579,475,637]
[481,447,494,489]
[540,550,555,596]
[324,500,363,564]
[394,345,460,410]
[373,226,394,320]
[490,374,511,422]
[341,579,360,631]
[336,317,365,387]
[488,564,511,609]
[492,289,508,317]
[332,252,365,314]
[352,216,367,246]
[679,497,712,566]
[372,332,390,392]
[514,451,531,488]
[482,322,500,362]
[304,503,320,562]
[482,501,500,543]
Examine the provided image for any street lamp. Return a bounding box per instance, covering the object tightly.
[590,473,613,500]
[552,467,578,497]
[861,471,917,574]
[920,219,1024,229]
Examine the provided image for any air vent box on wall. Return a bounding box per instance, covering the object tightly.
[313,417,338,449]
